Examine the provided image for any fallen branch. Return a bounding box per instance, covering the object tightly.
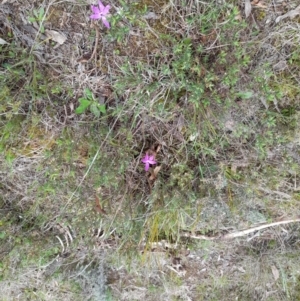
[181,218,300,241]
[276,5,300,23]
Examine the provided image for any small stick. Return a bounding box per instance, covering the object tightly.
[77,23,99,63]
[181,218,300,241]
[89,23,99,61]
[56,235,65,253]
[95,195,107,215]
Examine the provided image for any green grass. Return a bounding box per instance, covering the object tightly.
[1,0,300,300]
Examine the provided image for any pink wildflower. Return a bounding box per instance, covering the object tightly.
[90,1,111,28]
[141,153,156,171]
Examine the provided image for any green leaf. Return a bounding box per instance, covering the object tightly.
[5,151,15,164]
[237,91,253,99]
[84,88,93,100]
[75,98,91,114]
[33,9,38,18]
[39,7,45,19]
[97,103,106,114]
[183,38,192,46]
[90,103,100,117]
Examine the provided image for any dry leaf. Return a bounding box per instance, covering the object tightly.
[237,266,246,273]
[143,12,159,19]
[153,166,161,177]
[69,102,74,112]
[149,166,161,181]
[235,12,243,21]
[273,60,288,72]
[155,144,161,154]
[276,5,300,23]
[245,0,252,18]
[251,0,267,8]
[0,38,9,45]
[45,29,67,45]
[95,195,107,215]
[271,265,279,281]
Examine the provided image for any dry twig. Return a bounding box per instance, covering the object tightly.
[181,218,300,240]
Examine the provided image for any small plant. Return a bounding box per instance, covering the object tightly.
[28,7,46,33]
[75,88,106,117]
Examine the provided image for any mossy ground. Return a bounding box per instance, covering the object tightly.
[1,0,300,300]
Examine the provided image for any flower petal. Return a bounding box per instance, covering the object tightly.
[101,17,110,28]
[90,13,100,19]
[147,155,156,164]
[144,162,150,171]
[91,5,100,14]
[141,154,149,163]
[98,0,105,11]
[102,5,111,15]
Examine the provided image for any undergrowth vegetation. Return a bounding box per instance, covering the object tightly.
[1,0,300,300]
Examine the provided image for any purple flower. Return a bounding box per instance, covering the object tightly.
[141,153,156,171]
[90,1,111,28]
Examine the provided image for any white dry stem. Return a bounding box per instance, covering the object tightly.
[181,218,300,240]
[65,229,73,243]
[65,234,69,248]
[56,235,65,253]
